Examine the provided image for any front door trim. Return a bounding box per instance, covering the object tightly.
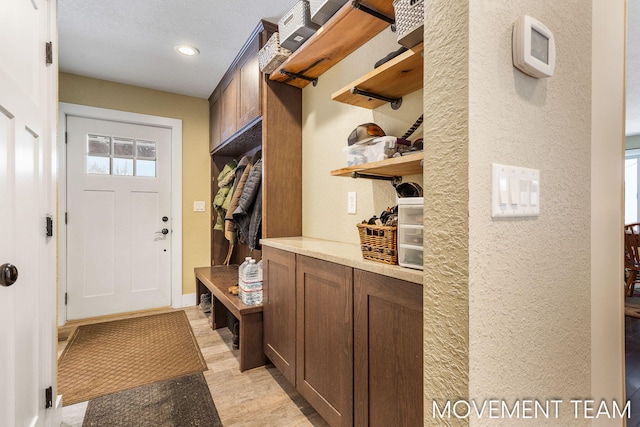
[58,102,183,325]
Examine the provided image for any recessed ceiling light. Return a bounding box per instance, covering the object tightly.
[175,45,200,56]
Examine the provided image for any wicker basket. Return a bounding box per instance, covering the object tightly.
[258,32,292,74]
[357,223,398,265]
[392,0,424,48]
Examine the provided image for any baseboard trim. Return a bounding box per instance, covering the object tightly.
[181,293,197,308]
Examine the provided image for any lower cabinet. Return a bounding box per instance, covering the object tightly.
[353,270,423,427]
[263,247,296,384]
[262,247,423,427]
[297,255,353,427]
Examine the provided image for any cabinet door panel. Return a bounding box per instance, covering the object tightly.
[220,72,237,142]
[238,36,261,129]
[263,246,297,384]
[296,255,353,427]
[209,90,221,153]
[354,270,423,427]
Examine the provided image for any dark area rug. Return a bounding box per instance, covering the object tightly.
[626,293,640,318]
[83,372,222,427]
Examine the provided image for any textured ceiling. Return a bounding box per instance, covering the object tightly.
[58,0,298,99]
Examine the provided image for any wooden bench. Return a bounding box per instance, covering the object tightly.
[194,266,266,372]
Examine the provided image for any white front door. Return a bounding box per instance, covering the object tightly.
[0,0,57,426]
[66,116,172,320]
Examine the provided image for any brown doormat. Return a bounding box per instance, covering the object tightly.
[59,310,208,406]
[82,372,222,427]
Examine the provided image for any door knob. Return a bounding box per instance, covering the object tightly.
[156,228,169,235]
[0,263,18,287]
[162,216,169,222]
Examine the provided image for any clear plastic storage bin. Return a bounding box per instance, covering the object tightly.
[397,197,423,270]
[343,144,368,166]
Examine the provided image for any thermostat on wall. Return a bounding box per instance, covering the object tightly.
[512,15,556,78]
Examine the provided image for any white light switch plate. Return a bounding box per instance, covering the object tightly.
[194,201,206,212]
[492,163,540,218]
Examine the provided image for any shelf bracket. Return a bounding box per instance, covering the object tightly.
[279,70,318,86]
[351,0,395,26]
[350,87,402,110]
[350,172,402,185]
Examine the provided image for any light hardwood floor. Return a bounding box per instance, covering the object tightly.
[59,306,329,427]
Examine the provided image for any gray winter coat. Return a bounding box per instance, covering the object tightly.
[232,158,262,250]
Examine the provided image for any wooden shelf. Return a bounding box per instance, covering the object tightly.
[330,151,423,178]
[212,116,262,157]
[269,0,394,88]
[331,43,423,109]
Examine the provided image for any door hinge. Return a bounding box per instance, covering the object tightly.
[45,215,53,237]
[45,386,52,409]
[65,131,68,144]
[45,42,53,66]
[65,212,68,225]
[65,292,68,305]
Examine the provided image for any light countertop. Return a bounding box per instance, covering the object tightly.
[260,236,423,285]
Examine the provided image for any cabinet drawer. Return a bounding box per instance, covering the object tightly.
[398,243,423,270]
[398,224,423,246]
[398,204,423,226]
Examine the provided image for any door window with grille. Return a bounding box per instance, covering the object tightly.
[86,134,157,177]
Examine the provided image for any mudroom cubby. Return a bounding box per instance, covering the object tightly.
[209,20,303,266]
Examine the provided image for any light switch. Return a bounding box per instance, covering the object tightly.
[509,173,520,206]
[499,174,509,205]
[492,163,540,218]
[530,180,539,206]
[519,179,530,206]
[194,201,206,212]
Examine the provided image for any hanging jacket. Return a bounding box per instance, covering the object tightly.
[233,158,262,250]
[212,160,237,231]
[224,156,251,242]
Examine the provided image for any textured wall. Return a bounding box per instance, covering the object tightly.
[422,1,470,426]
[423,0,592,425]
[467,1,591,425]
[59,73,210,296]
[301,29,423,245]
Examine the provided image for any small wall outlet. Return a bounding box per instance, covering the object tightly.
[347,192,357,214]
[194,201,206,212]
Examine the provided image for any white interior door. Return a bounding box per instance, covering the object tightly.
[0,0,56,426]
[66,116,172,320]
